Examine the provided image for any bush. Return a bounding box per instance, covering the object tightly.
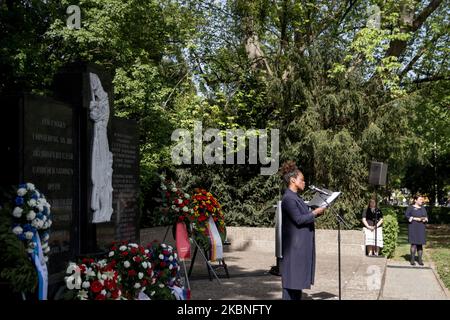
[382,214,399,258]
[427,206,450,224]
[0,205,38,295]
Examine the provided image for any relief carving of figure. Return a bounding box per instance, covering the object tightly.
[89,72,114,223]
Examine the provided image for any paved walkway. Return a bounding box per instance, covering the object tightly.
[379,261,449,300]
[186,251,448,300]
[141,227,448,300]
[187,250,387,300]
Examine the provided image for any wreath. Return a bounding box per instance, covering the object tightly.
[11,183,52,263]
[144,241,185,300]
[190,188,226,248]
[158,174,193,226]
[64,258,121,300]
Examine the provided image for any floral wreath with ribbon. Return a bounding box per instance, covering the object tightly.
[11,183,52,263]
[190,188,226,249]
[158,174,194,228]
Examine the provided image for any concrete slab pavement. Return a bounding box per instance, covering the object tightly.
[380,261,449,300]
[186,250,386,300]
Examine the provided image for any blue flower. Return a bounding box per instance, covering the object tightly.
[22,223,34,233]
[37,212,44,219]
[18,183,27,189]
[15,196,24,206]
[31,192,39,200]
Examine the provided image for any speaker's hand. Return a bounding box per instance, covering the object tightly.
[313,207,326,217]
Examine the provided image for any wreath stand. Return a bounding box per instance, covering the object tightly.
[162,224,229,284]
[187,237,230,282]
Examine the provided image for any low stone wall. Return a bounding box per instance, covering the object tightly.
[140,226,177,248]
[140,226,365,256]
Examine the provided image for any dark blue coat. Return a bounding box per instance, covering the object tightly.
[280,188,316,290]
[405,206,428,245]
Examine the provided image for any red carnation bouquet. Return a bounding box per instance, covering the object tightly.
[190,188,226,249]
[64,258,121,300]
[107,241,154,299]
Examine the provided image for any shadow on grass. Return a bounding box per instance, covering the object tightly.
[427,225,450,249]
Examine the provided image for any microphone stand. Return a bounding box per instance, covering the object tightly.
[372,186,382,258]
[374,208,378,256]
[318,192,350,300]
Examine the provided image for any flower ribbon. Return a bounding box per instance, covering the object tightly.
[30,233,48,300]
[207,216,223,262]
[175,222,191,261]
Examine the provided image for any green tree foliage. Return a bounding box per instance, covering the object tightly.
[381,211,399,258]
[0,205,37,294]
[1,0,448,229]
[173,0,448,228]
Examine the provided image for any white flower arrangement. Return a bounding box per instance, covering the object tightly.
[11,183,52,264]
[17,188,27,197]
[26,210,36,221]
[26,183,35,191]
[12,207,23,218]
[77,290,88,300]
[12,226,23,235]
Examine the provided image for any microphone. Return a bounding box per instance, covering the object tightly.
[309,185,331,196]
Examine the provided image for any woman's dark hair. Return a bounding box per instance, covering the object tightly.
[280,160,301,185]
[412,194,423,204]
[412,194,422,201]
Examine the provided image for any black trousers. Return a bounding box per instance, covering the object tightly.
[282,288,302,300]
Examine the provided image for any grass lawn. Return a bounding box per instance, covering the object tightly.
[426,224,450,290]
[390,223,428,261]
[391,222,450,290]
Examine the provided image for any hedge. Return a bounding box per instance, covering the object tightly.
[381,209,399,258]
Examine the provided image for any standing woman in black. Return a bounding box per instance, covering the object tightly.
[279,161,326,300]
[405,195,428,266]
[362,199,384,256]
